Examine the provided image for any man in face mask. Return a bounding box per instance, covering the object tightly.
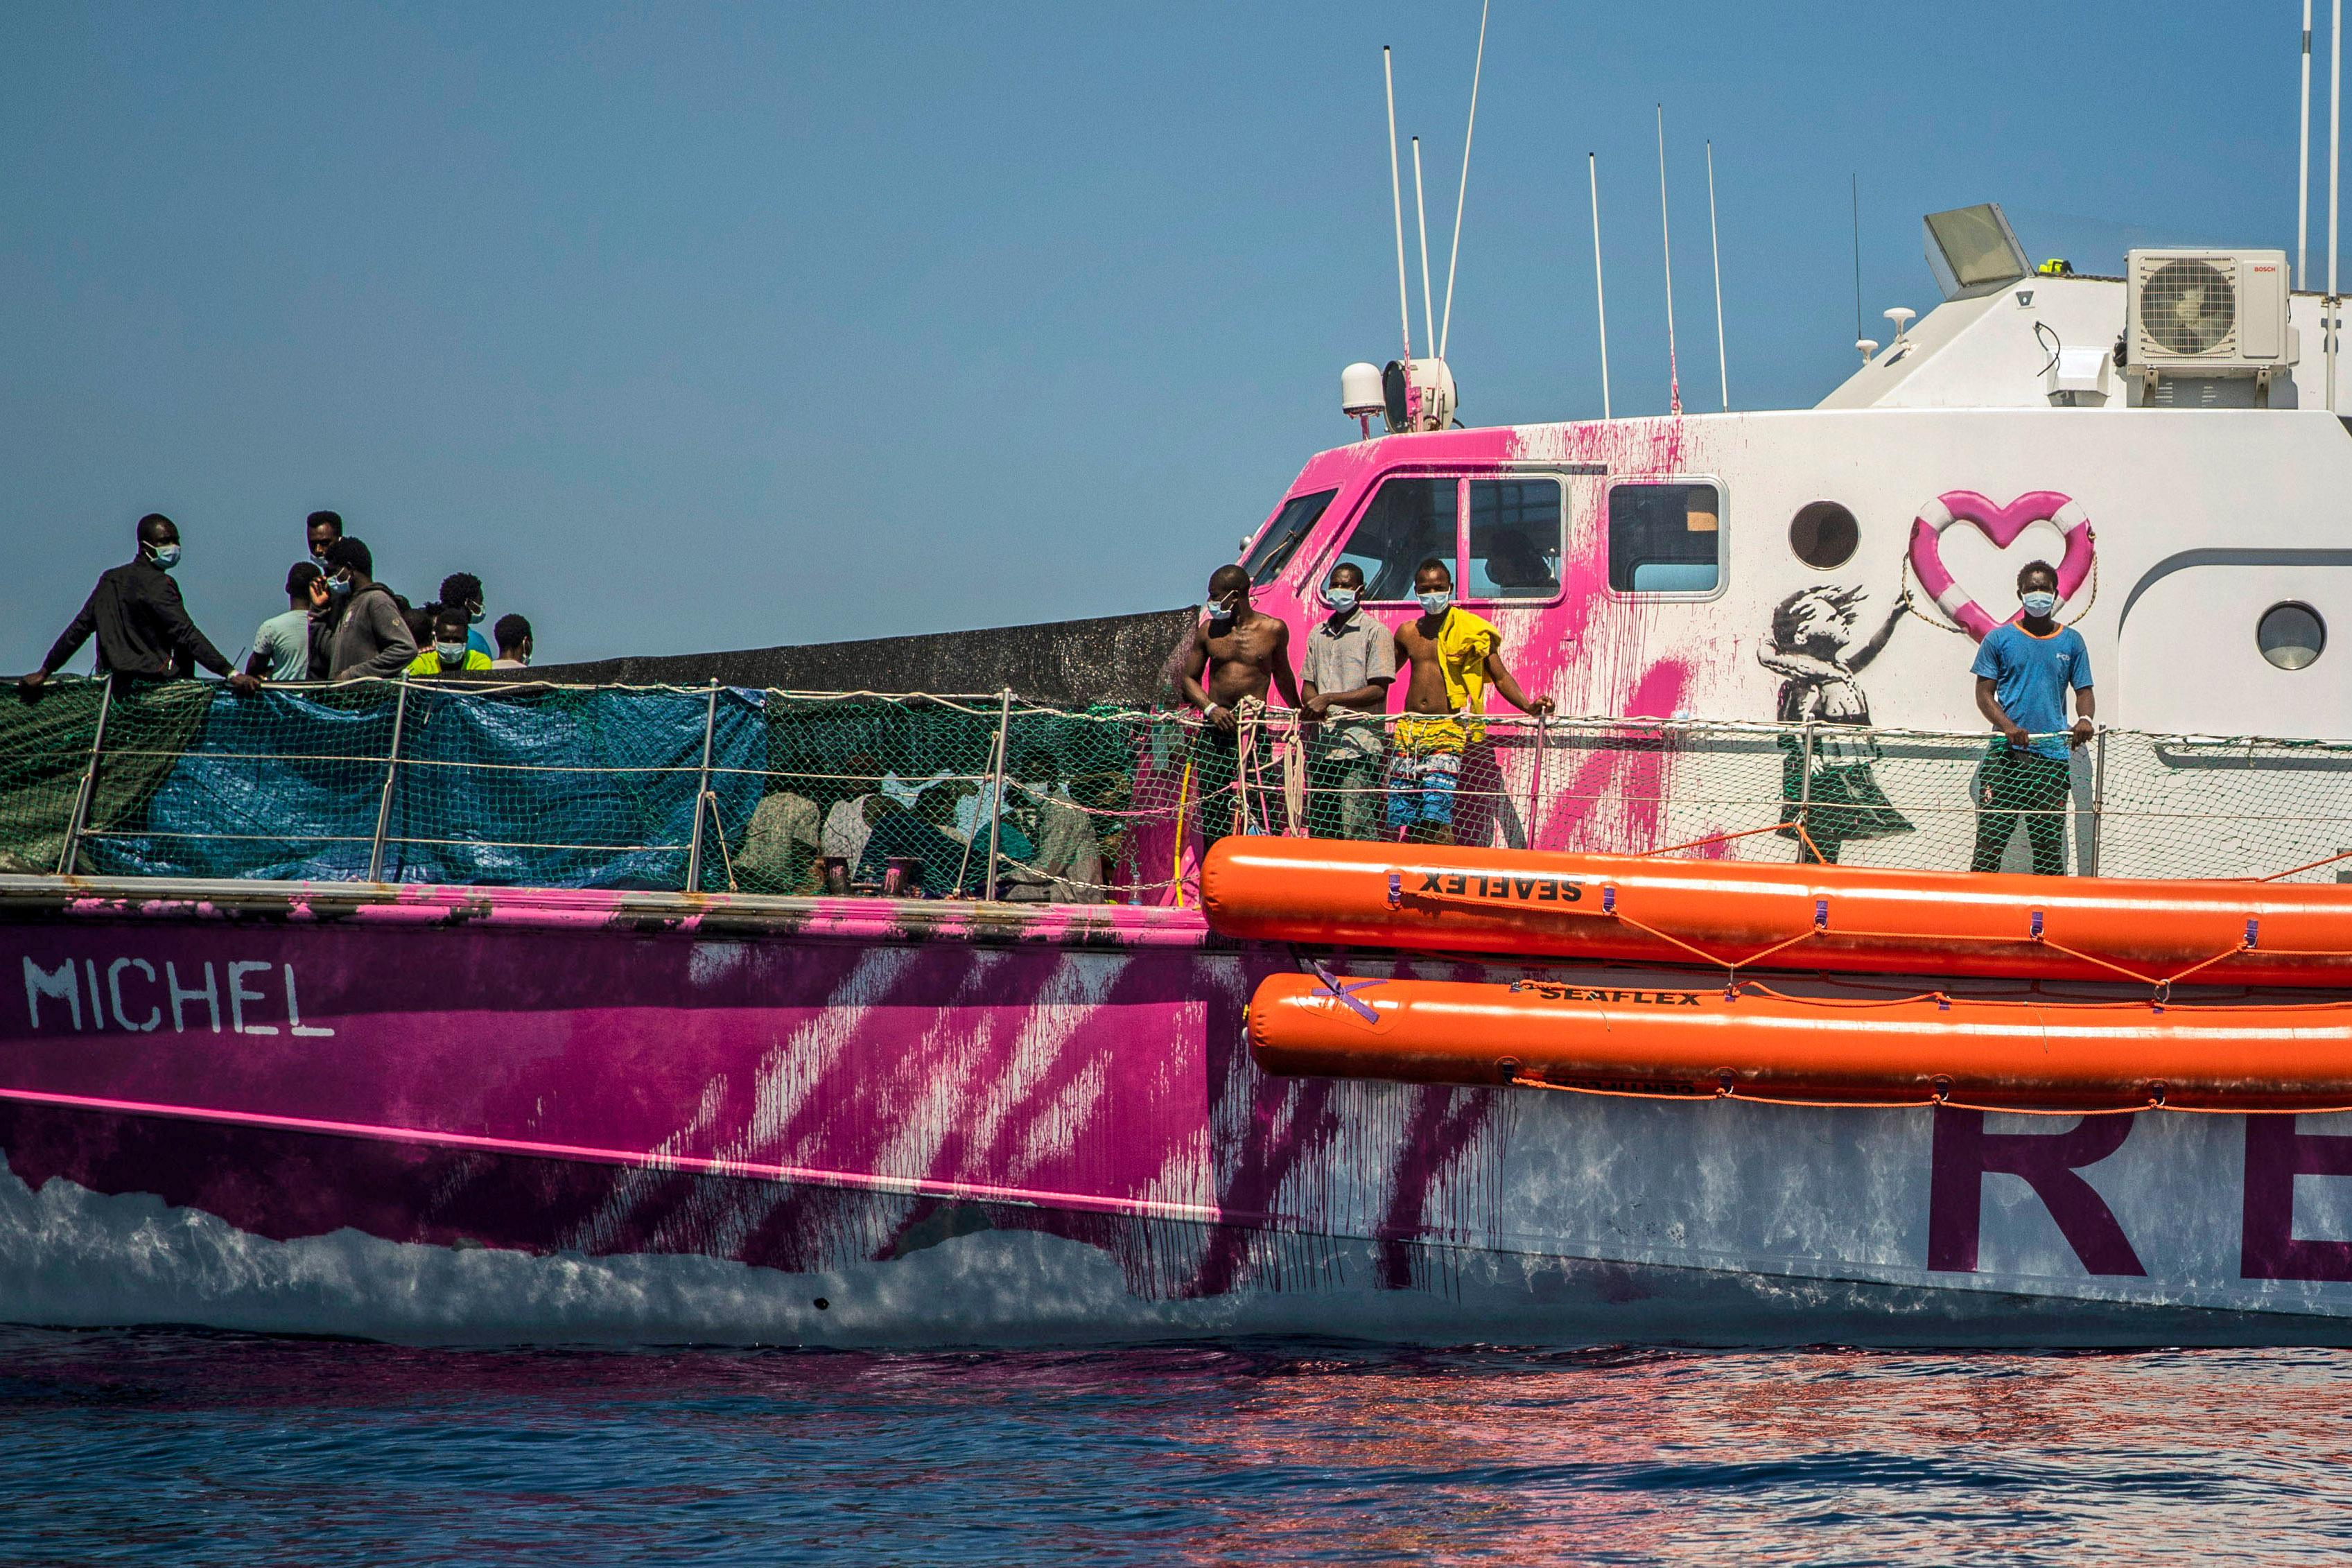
[1299,561,1395,839]
[406,606,493,676]
[1969,559,2095,876]
[437,573,496,661]
[491,614,533,669]
[321,537,419,681]
[1176,563,1301,842]
[19,514,258,697]
[1388,557,1552,844]
[306,510,344,566]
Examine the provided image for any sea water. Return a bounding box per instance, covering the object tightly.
[0,1330,2344,1565]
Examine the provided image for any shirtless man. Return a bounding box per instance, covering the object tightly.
[1178,564,1301,838]
[1391,558,1553,844]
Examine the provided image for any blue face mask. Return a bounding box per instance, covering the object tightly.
[467,607,485,625]
[1417,589,1453,616]
[2020,590,2057,618]
[1205,598,1239,624]
[434,641,469,666]
[149,543,181,570]
[327,573,354,599]
[1321,584,1359,612]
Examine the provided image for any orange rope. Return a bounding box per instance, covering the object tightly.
[1506,1074,2352,1118]
[1639,819,1804,858]
[2258,846,2352,882]
[2028,936,2163,986]
[2152,943,2256,988]
[1607,909,1825,980]
[1601,907,1743,968]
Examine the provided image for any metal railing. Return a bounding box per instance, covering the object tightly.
[6,675,2352,897]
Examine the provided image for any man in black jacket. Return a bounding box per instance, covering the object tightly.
[321,537,418,680]
[18,514,259,698]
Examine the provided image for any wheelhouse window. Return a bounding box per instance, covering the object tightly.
[1333,477,1457,601]
[1241,489,1337,586]
[1467,479,1563,599]
[1608,481,1723,593]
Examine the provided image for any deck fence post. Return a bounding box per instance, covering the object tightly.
[685,680,720,893]
[1794,721,1816,862]
[2088,724,2109,878]
[55,675,117,876]
[366,677,411,885]
[1527,712,1548,848]
[983,687,1013,903]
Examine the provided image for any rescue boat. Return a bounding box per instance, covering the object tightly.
[1246,970,2352,1113]
[1201,838,2352,991]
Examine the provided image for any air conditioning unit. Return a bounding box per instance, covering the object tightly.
[2125,250,2295,401]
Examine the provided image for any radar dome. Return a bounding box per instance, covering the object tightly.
[1341,363,1385,419]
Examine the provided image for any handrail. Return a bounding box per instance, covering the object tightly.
[11,677,2352,900]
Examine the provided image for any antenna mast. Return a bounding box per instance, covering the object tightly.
[1656,104,1680,415]
[1851,173,1863,342]
[1590,153,1612,420]
[1707,139,1727,411]
[1413,137,1436,360]
[2303,0,2315,287]
[1384,47,1413,362]
[2333,0,2342,411]
[1438,0,1490,360]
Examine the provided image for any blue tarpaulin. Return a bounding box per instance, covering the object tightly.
[85,684,767,890]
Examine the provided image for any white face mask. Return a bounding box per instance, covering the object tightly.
[2020,590,2057,618]
[1416,589,1453,616]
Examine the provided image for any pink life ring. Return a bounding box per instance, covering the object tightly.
[1906,489,2094,641]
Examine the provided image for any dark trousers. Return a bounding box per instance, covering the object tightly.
[1193,725,1280,843]
[1971,746,2071,876]
[1305,747,1383,840]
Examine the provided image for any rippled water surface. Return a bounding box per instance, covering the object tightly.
[0,1330,2346,1565]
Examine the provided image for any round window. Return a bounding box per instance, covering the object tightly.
[2258,602,2326,670]
[1788,501,1859,570]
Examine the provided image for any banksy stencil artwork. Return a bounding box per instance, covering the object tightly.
[1758,585,1912,864]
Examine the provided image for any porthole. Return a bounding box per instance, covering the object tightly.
[2258,602,2326,670]
[1788,501,1859,570]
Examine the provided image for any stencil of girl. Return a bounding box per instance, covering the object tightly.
[1759,585,1912,863]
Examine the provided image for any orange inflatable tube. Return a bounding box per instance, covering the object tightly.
[1202,839,2352,989]
[1247,970,2352,1113]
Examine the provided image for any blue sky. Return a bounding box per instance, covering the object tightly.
[0,3,2324,671]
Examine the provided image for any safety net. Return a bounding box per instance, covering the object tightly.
[3,677,2351,900]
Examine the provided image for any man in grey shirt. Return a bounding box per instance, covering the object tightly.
[321,537,417,680]
[1299,561,1395,839]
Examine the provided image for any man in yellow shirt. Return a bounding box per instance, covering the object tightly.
[1389,558,1553,843]
[406,605,494,677]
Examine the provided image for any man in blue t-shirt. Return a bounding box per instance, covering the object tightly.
[1967,559,2096,875]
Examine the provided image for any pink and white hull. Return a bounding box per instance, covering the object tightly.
[5,876,2351,1345]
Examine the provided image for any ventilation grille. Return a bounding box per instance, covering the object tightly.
[2138,259,2238,356]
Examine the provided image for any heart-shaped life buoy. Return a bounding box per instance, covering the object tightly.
[1907,490,2094,641]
